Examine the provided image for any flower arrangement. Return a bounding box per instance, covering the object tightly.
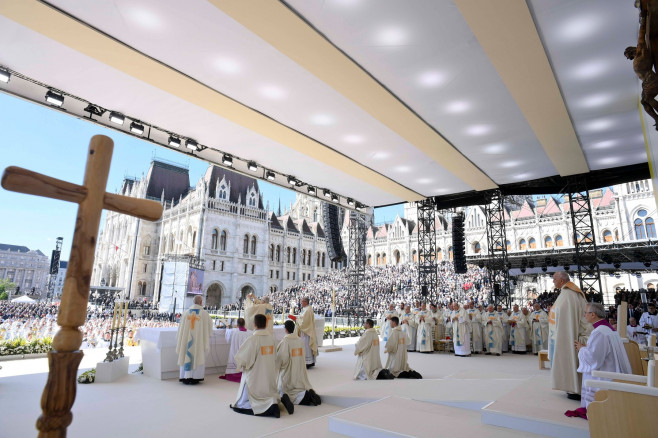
[0,337,53,356]
[77,369,95,384]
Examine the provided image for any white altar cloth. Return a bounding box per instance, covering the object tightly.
[135,317,324,380]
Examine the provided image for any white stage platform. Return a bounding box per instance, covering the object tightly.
[1,339,596,437]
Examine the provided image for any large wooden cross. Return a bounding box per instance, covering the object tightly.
[1,135,163,438]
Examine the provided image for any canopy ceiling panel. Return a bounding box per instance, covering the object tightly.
[0,0,649,208]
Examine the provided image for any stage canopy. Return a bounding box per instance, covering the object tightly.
[0,0,651,209]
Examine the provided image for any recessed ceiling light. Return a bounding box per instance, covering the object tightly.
[482,143,508,154]
[596,156,620,166]
[571,59,609,80]
[375,26,408,46]
[393,165,411,173]
[343,134,364,144]
[418,71,445,88]
[247,161,258,172]
[500,160,523,168]
[45,90,64,107]
[168,136,181,147]
[371,151,390,160]
[465,124,492,136]
[259,85,286,100]
[558,15,602,43]
[0,68,10,83]
[214,57,241,75]
[584,117,614,132]
[122,4,165,31]
[416,178,433,184]
[130,121,144,135]
[445,100,471,113]
[310,114,335,126]
[589,139,617,149]
[109,112,125,125]
[579,93,614,108]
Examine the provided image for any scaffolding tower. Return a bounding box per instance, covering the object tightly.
[417,199,438,301]
[485,191,511,307]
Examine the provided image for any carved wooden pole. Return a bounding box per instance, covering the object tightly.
[1,135,163,437]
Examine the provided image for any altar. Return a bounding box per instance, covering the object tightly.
[136,317,325,380]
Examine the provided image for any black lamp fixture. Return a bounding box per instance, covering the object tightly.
[109,111,125,125]
[564,265,570,271]
[323,189,332,199]
[186,139,198,151]
[307,186,316,195]
[222,154,233,166]
[168,136,181,147]
[0,68,10,83]
[644,261,652,268]
[84,104,105,118]
[247,161,258,172]
[287,176,297,186]
[130,121,144,135]
[265,171,275,181]
[520,267,526,273]
[45,90,64,107]
[331,193,339,202]
[347,198,355,207]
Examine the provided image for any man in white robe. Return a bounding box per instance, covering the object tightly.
[231,314,280,418]
[379,303,396,342]
[385,317,421,379]
[482,304,503,355]
[276,320,321,412]
[176,295,213,384]
[354,319,392,380]
[575,303,631,409]
[415,303,434,353]
[530,303,549,354]
[626,317,646,344]
[244,294,274,333]
[508,304,527,354]
[451,303,471,357]
[430,304,445,350]
[639,303,658,345]
[496,305,509,353]
[299,297,318,367]
[222,317,251,382]
[400,305,417,352]
[549,271,592,399]
[467,302,483,354]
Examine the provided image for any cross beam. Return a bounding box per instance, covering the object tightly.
[1,135,162,437]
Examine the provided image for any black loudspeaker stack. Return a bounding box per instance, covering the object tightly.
[452,213,467,274]
[322,202,347,262]
[421,285,428,296]
[493,283,501,296]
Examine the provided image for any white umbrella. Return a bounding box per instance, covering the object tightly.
[11,295,36,303]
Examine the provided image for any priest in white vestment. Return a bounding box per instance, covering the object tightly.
[379,303,396,342]
[530,303,549,354]
[467,302,483,354]
[244,293,274,333]
[549,271,592,398]
[496,305,509,353]
[639,303,658,345]
[430,304,444,350]
[231,314,280,418]
[451,303,471,357]
[176,295,213,384]
[575,303,631,409]
[400,305,417,352]
[385,317,421,379]
[276,320,321,412]
[415,303,434,353]
[222,317,251,382]
[483,305,503,355]
[354,319,392,380]
[299,297,318,367]
[508,304,527,354]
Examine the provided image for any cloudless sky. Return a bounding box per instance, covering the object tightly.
[0,93,403,261]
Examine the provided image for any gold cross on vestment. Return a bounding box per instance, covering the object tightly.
[2,135,163,438]
[187,312,201,330]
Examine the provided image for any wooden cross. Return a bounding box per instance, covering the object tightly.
[1,135,163,438]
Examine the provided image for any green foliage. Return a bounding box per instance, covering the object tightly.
[78,369,96,384]
[0,278,16,296]
[0,337,53,356]
[0,291,7,301]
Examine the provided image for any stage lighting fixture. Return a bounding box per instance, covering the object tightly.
[323,189,332,199]
[347,198,355,206]
[564,265,570,271]
[84,104,104,117]
[222,154,233,166]
[528,260,535,269]
[613,262,621,269]
[520,267,526,273]
[552,260,559,268]
[307,186,316,195]
[478,261,484,269]
[168,136,181,147]
[506,262,512,270]
[130,122,144,135]
[287,176,297,186]
[45,90,64,107]
[109,112,125,125]
[636,272,642,278]
[356,203,365,211]
[0,68,10,83]
[331,193,339,202]
[644,261,652,268]
[266,171,275,181]
[247,161,258,172]
[186,139,198,151]
[541,266,548,272]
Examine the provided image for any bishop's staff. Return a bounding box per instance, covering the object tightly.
[1,135,163,438]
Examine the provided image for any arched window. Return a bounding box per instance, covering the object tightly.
[412,250,418,263]
[251,236,257,255]
[528,237,536,249]
[322,252,326,267]
[382,253,387,264]
[302,249,306,265]
[269,244,274,261]
[506,240,511,251]
[243,234,249,254]
[473,242,481,253]
[519,239,527,250]
[317,251,321,267]
[544,236,553,248]
[276,245,281,262]
[614,229,620,241]
[307,250,311,266]
[162,236,168,253]
[602,230,613,243]
[646,218,656,239]
[286,247,291,263]
[292,248,297,264]
[437,247,443,261]
[448,246,453,261]
[219,230,227,251]
[169,234,175,252]
[368,254,373,265]
[635,218,646,239]
[555,234,563,247]
[192,231,197,248]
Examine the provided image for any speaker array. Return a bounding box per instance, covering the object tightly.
[452,213,467,274]
[322,202,346,262]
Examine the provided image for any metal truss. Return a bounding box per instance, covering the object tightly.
[347,211,367,313]
[417,198,438,301]
[569,183,602,301]
[484,190,511,308]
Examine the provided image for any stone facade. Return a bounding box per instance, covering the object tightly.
[91,160,330,307]
[0,244,49,295]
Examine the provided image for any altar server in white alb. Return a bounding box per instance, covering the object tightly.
[385,317,422,379]
[415,303,434,353]
[451,303,471,357]
[222,317,250,382]
[354,319,393,380]
[639,303,658,345]
[467,302,483,354]
[379,303,397,342]
[575,303,631,409]
[176,295,213,385]
[482,304,503,356]
[530,303,549,354]
[299,297,318,368]
[231,314,280,418]
[496,305,509,353]
[508,304,528,354]
[400,305,417,352]
[276,320,321,413]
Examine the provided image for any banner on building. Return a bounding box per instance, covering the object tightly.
[187,268,204,295]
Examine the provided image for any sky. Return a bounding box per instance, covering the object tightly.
[0,92,404,261]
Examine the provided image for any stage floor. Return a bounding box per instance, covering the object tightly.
[0,340,590,437]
